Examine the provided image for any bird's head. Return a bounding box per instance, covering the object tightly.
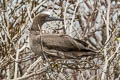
[31,11,63,31]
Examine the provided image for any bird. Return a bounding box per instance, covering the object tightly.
[29,11,96,59]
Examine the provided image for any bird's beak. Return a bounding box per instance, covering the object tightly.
[45,16,63,22]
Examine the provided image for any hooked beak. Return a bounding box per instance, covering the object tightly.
[45,16,63,22]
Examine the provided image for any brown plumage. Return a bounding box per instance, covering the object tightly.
[29,12,96,59]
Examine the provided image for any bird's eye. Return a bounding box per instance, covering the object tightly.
[44,16,50,21]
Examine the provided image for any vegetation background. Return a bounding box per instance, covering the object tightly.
[0,0,120,80]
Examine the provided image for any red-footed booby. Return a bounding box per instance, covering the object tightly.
[29,12,96,59]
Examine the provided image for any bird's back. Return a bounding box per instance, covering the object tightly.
[36,34,87,51]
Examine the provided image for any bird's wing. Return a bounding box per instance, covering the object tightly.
[36,34,91,52]
[73,38,89,47]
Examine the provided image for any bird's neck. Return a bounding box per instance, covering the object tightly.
[30,24,43,36]
[31,24,41,30]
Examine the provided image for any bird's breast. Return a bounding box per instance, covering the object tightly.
[29,31,43,55]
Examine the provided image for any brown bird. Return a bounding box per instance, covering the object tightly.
[29,12,96,59]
